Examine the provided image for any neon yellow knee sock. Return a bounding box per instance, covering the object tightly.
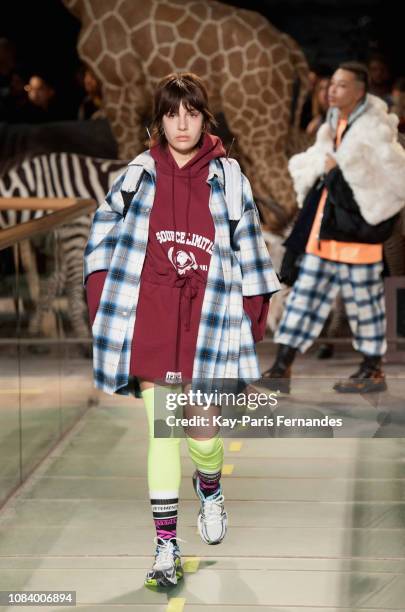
[186,434,224,473]
[141,386,181,497]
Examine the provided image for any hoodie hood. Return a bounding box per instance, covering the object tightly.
[150,132,226,177]
[150,133,226,237]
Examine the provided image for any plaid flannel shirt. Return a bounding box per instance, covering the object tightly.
[83,151,280,396]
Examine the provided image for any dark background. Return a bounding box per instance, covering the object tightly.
[1,0,403,116]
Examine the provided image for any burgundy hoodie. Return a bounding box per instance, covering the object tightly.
[86,133,269,383]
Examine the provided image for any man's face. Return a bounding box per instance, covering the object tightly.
[25,76,54,108]
[328,69,365,113]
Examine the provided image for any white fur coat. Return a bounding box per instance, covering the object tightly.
[289,94,405,225]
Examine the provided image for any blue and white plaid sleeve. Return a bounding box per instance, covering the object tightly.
[232,173,281,297]
[82,169,127,287]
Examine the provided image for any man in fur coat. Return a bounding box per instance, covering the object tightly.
[263,61,405,393]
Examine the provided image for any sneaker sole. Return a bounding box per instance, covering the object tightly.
[144,560,183,588]
[334,381,388,393]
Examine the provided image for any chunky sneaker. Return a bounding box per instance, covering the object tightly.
[144,536,184,588]
[192,471,228,545]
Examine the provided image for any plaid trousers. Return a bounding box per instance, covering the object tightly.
[275,253,387,356]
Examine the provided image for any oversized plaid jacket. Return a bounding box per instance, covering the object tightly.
[83,151,281,396]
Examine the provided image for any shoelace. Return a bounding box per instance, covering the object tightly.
[201,493,225,524]
[153,536,186,567]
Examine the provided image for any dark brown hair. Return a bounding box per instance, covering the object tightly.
[150,72,217,147]
[338,61,369,92]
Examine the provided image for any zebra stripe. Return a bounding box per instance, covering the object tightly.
[49,153,64,198]
[0,152,128,339]
[0,152,127,226]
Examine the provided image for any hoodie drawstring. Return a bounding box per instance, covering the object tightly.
[174,268,206,331]
[171,164,192,242]
[186,168,191,239]
[170,163,196,330]
[171,167,176,238]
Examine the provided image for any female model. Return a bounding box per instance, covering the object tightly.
[84,73,280,587]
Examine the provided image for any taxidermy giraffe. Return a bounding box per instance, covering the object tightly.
[63,0,310,230]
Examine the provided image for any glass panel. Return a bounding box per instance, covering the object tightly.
[0,212,95,505]
[56,221,95,431]
[18,231,61,480]
[0,244,21,504]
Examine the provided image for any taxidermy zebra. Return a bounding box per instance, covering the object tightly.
[0,152,126,345]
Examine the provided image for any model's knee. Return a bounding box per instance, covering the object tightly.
[186,435,223,458]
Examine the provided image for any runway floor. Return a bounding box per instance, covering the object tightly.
[0,346,405,610]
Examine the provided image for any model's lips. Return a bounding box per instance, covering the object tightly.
[176,136,190,140]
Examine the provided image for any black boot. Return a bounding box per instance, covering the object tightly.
[316,343,335,359]
[333,354,387,393]
[261,344,298,393]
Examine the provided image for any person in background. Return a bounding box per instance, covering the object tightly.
[306,74,331,136]
[23,74,63,122]
[263,62,405,394]
[77,66,104,120]
[391,77,405,133]
[300,63,332,131]
[367,54,393,106]
[1,71,27,123]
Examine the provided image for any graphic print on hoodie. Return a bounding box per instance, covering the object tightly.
[143,133,224,280]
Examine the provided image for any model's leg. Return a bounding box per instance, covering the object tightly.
[141,384,181,543]
[141,382,184,587]
[263,254,340,391]
[182,385,227,544]
[274,254,340,352]
[334,261,387,393]
[181,384,224,496]
[186,433,223,493]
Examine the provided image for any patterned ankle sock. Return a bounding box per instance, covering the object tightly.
[197,469,222,498]
[151,497,178,545]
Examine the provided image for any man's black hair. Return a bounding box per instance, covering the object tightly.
[338,61,369,93]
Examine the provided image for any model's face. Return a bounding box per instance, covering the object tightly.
[162,100,204,156]
[328,69,364,113]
